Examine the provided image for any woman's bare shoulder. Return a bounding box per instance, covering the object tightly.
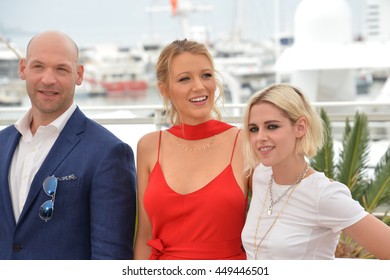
[137,130,161,150]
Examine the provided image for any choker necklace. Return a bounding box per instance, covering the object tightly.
[167,120,233,140]
[267,163,309,216]
[253,163,309,259]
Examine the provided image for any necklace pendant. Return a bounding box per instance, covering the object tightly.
[267,206,272,216]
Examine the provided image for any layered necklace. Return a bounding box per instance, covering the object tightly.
[253,163,309,259]
[267,163,309,216]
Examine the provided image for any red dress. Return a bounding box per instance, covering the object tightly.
[144,129,247,260]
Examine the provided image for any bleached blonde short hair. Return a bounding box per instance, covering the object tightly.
[242,83,325,175]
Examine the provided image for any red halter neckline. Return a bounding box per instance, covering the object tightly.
[167,120,233,140]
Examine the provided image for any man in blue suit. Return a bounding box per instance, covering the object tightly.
[0,30,136,259]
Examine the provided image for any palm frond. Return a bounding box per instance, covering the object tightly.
[363,145,390,211]
[382,211,390,225]
[337,112,370,194]
[335,117,351,179]
[310,108,335,179]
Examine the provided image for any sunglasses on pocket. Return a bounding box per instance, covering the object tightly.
[39,175,58,222]
[38,174,77,222]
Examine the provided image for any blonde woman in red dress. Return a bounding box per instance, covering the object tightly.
[134,39,249,260]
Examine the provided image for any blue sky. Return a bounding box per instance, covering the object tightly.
[0,0,363,48]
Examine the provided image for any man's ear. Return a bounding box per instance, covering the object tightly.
[76,64,84,86]
[19,58,27,80]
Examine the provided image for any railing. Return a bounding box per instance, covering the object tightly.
[1,101,389,144]
[1,101,390,127]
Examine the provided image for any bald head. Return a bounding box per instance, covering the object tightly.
[19,30,84,128]
[26,30,79,62]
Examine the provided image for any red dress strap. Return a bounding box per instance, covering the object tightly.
[230,129,240,164]
[157,130,162,162]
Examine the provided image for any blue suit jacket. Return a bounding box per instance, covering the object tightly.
[0,107,136,259]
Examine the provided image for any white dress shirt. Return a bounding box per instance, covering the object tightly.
[9,103,77,222]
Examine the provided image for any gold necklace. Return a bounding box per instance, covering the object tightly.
[253,163,309,259]
[175,135,216,152]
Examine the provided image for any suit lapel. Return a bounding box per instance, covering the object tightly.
[0,127,22,228]
[18,108,85,224]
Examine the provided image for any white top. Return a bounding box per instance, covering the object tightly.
[9,103,76,222]
[242,164,367,260]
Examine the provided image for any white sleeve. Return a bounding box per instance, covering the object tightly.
[317,181,368,233]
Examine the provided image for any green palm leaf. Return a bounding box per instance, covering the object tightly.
[310,108,334,179]
[363,145,390,212]
[337,112,370,195]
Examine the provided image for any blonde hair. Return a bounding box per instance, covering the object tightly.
[243,83,325,175]
[155,39,223,125]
